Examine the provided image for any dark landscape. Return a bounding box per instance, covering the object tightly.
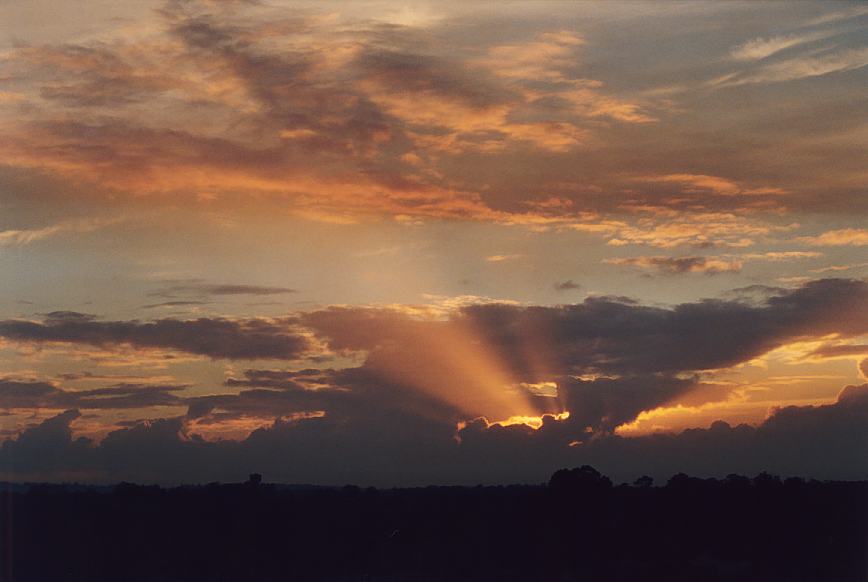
[3,467,866,582]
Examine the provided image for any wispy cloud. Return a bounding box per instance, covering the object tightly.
[485,254,525,263]
[801,5,868,27]
[714,47,868,86]
[0,218,117,247]
[810,262,868,273]
[149,282,297,298]
[741,251,823,261]
[730,31,832,61]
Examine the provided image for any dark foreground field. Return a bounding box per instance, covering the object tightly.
[2,467,866,582]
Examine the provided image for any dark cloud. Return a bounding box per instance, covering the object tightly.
[2,383,865,486]
[0,378,58,407]
[55,371,166,382]
[564,383,868,483]
[356,48,511,110]
[293,278,868,429]
[149,283,297,298]
[0,313,310,360]
[2,279,864,436]
[164,8,399,157]
[57,384,187,410]
[140,300,209,309]
[185,277,868,439]
[449,278,868,376]
[553,279,582,291]
[188,364,457,427]
[41,311,98,323]
[1,278,866,483]
[224,368,333,390]
[0,378,187,410]
[556,375,696,433]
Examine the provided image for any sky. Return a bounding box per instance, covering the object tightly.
[0,0,866,485]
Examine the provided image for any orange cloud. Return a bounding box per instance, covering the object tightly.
[799,228,868,246]
[639,174,787,197]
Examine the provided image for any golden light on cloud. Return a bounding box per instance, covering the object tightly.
[489,411,570,430]
[615,398,790,436]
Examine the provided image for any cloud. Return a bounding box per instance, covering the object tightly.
[742,251,823,261]
[549,382,868,483]
[810,262,868,274]
[805,343,868,360]
[0,0,663,228]
[802,5,868,27]
[572,211,796,249]
[0,218,114,247]
[641,174,742,196]
[149,282,297,298]
[296,279,868,430]
[0,378,187,410]
[637,174,791,198]
[2,382,865,485]
[0,313,310,360]
[1,278,865,436]
[553,280,582,292]
[223,368,334,391]
[730,32,832,61]
[604,251,822,275]
[604,255,743,275]
[715,47,868,86]
[485,254,524,263]
[0,378,59,408]
[140,300,210,310]
[509,279,862,371]
[799,228,868,246]
[0,0,862,244]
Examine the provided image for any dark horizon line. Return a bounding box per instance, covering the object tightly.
[4,467,865,492]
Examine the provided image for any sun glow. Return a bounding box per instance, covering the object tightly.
[491,411,570,430]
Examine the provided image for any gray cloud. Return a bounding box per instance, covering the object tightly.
[1,278,866,484]
[0,378,187,410]
[140,300,209,310]
[605,256,742,275]
[1,279,864,434]
[149,283,297,298]
[2,383,864,485]
[0,313,310,360]
[553,280,582,291]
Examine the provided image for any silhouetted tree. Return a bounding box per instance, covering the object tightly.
[549,465,612,492]
[633,475,654,488]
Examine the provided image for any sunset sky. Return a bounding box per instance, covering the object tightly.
[0,0,866,485]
